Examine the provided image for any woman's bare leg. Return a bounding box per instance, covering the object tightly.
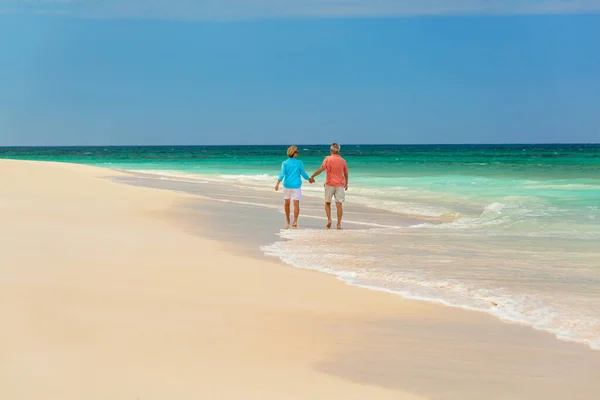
[292,200,300,228]
[284,199,291,229]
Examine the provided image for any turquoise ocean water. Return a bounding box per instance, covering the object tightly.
[3,144,599,349]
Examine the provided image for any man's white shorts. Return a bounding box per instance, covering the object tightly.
[283,188,302,201]
[325,184,345,203]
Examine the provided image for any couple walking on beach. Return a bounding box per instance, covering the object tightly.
[274,143,348,229]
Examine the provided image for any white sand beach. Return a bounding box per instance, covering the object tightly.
[1,159,599,400]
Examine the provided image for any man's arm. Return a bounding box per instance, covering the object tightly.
[310,157,327,182]
[310,166,325,182]
[344,161,348,190]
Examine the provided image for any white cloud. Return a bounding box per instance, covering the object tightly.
[1,0,600,19]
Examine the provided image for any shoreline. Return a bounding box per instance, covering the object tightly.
[116,169,600,352]
[1,159,600,399]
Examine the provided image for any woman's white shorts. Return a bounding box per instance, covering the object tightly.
[283,188,302,201]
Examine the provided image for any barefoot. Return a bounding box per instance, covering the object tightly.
[326,220,332,229]
[337,223,342,230]
[285,223,290,229]
[292,223,298,229]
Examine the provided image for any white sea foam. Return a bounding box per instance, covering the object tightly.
[261,227,600,351]
[357,198,449,218]
[524,183,600,190]
[409,198,563,230]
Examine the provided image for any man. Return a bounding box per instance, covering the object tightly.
[310,143,348,229]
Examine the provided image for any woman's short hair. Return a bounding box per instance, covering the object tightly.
[287,145,298,158]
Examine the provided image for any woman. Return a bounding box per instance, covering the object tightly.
[274,145,313,228]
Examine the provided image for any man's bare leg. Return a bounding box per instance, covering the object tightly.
[292,200,300,228]
[325,202,332,228]
[336,202,343,229]
[284,199,291,229]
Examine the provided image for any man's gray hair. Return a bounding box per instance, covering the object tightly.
[330,143,341,153]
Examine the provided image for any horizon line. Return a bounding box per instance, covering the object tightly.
[1,143,598,148]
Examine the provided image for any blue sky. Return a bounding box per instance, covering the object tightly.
[1,2,599,145]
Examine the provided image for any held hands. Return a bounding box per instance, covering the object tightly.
[309,177,315,184]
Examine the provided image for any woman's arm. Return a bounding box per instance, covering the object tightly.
[275,162,286,191]
[300,161,310,181]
